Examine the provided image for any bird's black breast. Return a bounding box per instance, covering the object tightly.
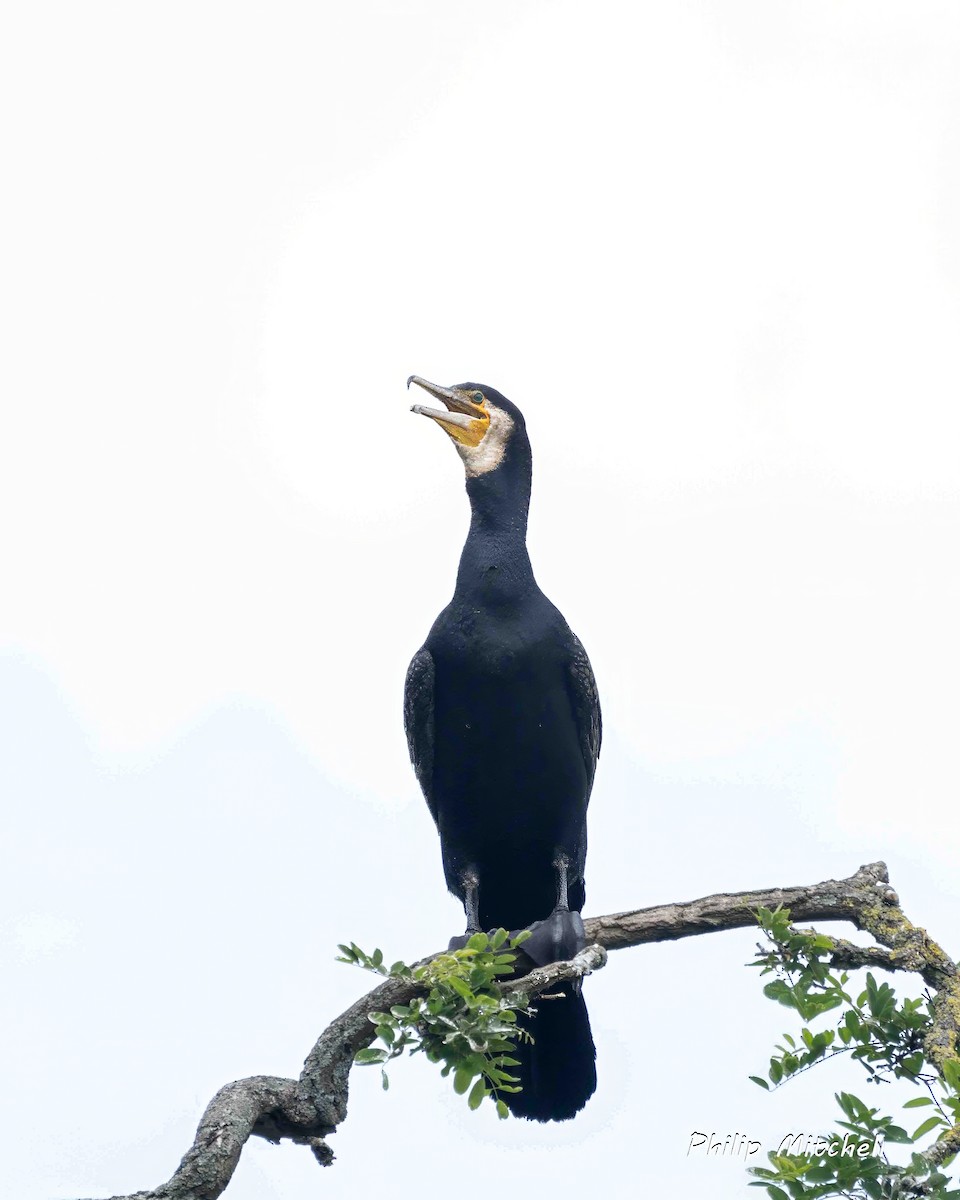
[406,594,597,927]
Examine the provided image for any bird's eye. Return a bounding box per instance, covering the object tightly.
[473,391,483,403]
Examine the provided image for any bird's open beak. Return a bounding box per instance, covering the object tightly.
[407,376,490,448]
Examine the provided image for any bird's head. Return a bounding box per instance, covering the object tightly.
[407,376,526,479]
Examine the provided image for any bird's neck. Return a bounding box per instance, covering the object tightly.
[454,470,536,602]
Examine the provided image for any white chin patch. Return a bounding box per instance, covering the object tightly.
[456,404,514,478]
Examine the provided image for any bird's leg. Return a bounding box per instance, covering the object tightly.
[555,854,571,912]
[519,853,587,971]
[463,871,481,934]
[448,868,481,951]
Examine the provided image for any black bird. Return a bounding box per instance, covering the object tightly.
[403,376,601,1122]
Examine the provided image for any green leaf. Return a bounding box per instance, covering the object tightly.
[749,1076,770,1090]
[453,1070,475,1099]
[448,975,474,1002]
[381,1069,389,1091]
[765,1188,790,1200]
[911,1116,945,1141]
[903,1097,934,1109]
[496,1099,509,1119]
[354,1047,388,1065]
[466,932,489,951]
[468,1078,486,1110]
[943,1058,960,1091]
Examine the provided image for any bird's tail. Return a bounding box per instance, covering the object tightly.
[502,982,596,1122]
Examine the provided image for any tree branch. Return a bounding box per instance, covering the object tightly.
[581,859,897,949]
[77,861,959,1200]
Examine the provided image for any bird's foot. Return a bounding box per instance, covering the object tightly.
[518,908,586,969]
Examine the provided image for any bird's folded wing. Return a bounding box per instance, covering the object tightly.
[403,646,436,819]
[567,633,602,793]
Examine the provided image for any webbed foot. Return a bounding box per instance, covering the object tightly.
[519,908,586,969]
[448,930,480,951]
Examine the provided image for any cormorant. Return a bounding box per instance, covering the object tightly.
[403,376,601,1122]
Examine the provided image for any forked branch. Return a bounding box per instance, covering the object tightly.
[78,861,959,1200]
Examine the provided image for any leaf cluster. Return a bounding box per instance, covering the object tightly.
[336,929,533,1119]
[748,906,960,1199]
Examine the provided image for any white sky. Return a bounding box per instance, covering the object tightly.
[2,3,959,1198]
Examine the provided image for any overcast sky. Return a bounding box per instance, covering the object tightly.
[2,3,959,1198]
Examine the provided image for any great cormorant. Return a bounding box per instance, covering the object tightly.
[403,375,600,1122]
